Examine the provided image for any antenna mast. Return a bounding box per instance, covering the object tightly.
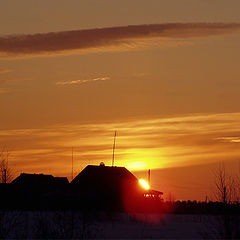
[148,169,151,187]
[112,131,117,167]
[72,147,74,181]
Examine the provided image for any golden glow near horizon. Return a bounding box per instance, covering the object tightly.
[3,113,240,175]
[139,179,150,190]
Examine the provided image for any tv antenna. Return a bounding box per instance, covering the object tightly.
[112,131,117,167]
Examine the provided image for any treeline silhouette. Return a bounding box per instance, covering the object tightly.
[167,200,240,215]
[1,180,239,215]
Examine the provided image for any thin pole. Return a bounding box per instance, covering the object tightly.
[72,147,73,181]
[148,169,150,186]
[112,131,117,167]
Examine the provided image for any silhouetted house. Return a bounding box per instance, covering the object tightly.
[9,173,69,209]
[71,164,163,211]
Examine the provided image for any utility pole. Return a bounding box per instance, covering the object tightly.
[72,147,74,181]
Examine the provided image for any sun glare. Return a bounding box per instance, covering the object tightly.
[139,179,150,190]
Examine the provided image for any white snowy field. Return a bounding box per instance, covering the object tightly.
[0,210,239,239]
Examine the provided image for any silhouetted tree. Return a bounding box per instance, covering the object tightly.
[214,164,235,204]
[236,174,240,203]
[211,164,240,239]
[0,148,13,183]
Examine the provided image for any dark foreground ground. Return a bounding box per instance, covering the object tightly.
[1,209,239,239]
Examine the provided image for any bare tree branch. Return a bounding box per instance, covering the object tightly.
[0,148,13,183]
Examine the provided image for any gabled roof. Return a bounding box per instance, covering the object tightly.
[11,173,69,185]
[71,165,138,193]
[72,165,137,184]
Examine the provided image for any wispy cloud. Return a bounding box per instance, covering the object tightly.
[216,136,240,143]
[0,23,240,59]
[56,76,110,86]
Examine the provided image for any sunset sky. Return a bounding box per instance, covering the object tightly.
[1,0,240,200]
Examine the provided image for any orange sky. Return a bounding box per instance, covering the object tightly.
[1,0,240,200]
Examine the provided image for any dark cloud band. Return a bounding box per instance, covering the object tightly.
[0,23,240,58]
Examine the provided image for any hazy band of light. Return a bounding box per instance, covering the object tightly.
[1,112,240,178]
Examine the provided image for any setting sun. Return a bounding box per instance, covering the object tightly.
[139,179,150,190]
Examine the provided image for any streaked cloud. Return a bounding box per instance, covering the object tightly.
[2,112,240,179]
[0,23,240,59]
[216,136,240,143]
[56,76,110,86]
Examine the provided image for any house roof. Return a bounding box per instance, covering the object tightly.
[72,165,137,183]
[147,189,163,195]
[71,165,139,193]
[11,173,69,185]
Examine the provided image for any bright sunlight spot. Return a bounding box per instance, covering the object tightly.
[139,179,150,190]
